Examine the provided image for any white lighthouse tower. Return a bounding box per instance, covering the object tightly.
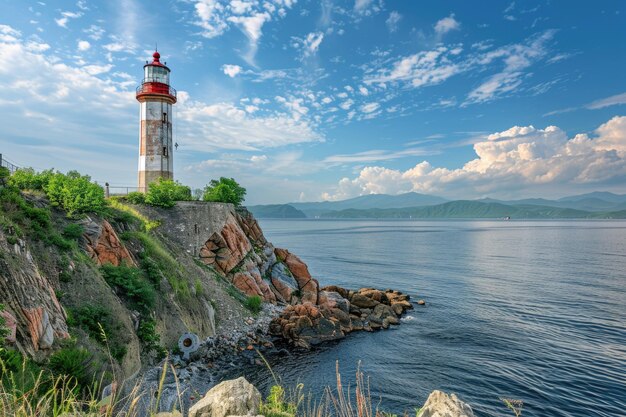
[136,51,177,192]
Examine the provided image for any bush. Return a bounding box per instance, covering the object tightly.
[45,171,106,216]
[9,168,54,191]
[48,347,93,388]
[144,178,192,208]
[62,223,84,240]
[101,264,156,312]
[245,295,263,314]
[202,177,246,206]
[126,191,146,205]
[67,305,127,361]
[137,318,166,360]
[0,167,9,182]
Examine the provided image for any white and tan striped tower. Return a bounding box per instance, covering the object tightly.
[136,51,177,192]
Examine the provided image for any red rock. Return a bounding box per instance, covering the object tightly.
[85,220,136,267]
[232,272,263,298]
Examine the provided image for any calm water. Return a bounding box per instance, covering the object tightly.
[245,220,626,417]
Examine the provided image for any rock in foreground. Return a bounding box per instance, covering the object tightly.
[417,390,475,417]
[188,377,261,417]
[270,285,414,348]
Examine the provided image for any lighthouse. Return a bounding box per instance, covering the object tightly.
[136,51,177,192]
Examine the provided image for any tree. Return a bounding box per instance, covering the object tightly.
[202,177,246,206]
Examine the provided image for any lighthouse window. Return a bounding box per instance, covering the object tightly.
[162,112,168,123]
[163,146,168,157]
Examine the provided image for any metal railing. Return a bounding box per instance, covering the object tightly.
[105,185,146,197]
[0,153,20,173]
[136,82,177,98]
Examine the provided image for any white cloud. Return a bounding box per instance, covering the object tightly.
[228,12,271,65]
[77,40,91,51]
[434,14,460,36]
[302,31,324,57]
[360,102,379,113]
[55,11,83,28]
[386,11,402,33]
[365,46,461,88]
[322,116,626,199]
[353,0,382,17]
[587,92,626,110]
[339,99,354,110]
[193,0,296,65]
[84,25,105,41]
[222,64,243,77]
[465,30,555,104]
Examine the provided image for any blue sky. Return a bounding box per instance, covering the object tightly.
[1,0,625,204]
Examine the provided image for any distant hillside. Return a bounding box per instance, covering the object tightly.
[558,191,626,204]
[477,196,623,212]
[247,204,306,218]
[319,200,626,219]
[290,192,448,217]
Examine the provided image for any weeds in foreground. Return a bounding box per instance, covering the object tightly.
[501,398,524,417]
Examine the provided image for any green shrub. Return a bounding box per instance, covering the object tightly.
[48,347,93,388]
[245,295,263,314]
[45,171,106,216]
[67,305,127,361]
[126,191,146,205]
[0,167,9,182]
[100,264,156,312]
[9,168,54,191]
[202,177,246,206]
[260,385,299,417]
[62,223,84,240]
[137,318,166,360]
[144,179,192,208]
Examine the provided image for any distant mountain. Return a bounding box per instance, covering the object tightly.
[247,204,306,219]
[557,192,626,204]
[476,196,622,212]
[319,200,626,219]
[290,192,448,217]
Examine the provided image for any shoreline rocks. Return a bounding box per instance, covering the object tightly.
[269,286,414,348]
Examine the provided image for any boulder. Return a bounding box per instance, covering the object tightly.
[350,293,379,309]
[318,291,350,314]
[417,390,474,417]
[188,377,261,417]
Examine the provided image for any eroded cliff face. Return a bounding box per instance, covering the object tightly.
[0,231,69,358]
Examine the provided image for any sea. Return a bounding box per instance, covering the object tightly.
[243,219,626,417]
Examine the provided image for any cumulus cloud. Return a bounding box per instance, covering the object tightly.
[353,0,383,16]
[434,14,460,36]
[222,64,243,77]
[301,32,324,58]
[77,40,91,51]
[322,116,626,200]
[55,11,83,28]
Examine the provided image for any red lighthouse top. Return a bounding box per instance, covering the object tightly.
[136,50,176,103]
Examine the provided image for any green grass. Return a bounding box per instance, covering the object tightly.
[107,198,160,232]
[123,231,190,299]
[245,295,263,314]
[66,305,127,362]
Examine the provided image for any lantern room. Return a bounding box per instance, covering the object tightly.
[136,51,177,103]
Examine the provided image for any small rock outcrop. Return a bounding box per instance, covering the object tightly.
[417,391,475,417]
[82,218,136,266]
[270,286,414,348]
[188,377,261,417]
